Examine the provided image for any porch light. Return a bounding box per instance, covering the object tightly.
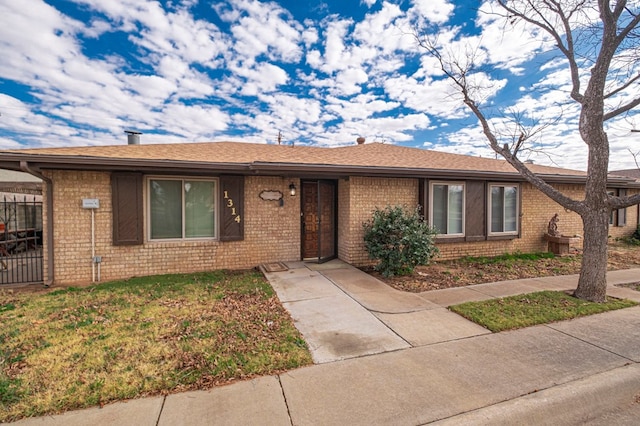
[289,183,297,196]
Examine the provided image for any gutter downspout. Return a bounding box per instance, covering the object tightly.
[19,161,54,287]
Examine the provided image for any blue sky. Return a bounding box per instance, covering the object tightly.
[0,0,638,171]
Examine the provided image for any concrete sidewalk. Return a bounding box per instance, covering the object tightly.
[10,264,640,425]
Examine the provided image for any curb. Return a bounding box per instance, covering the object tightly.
[432,363,640,425]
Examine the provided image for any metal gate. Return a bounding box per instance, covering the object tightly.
[1,195,43,285]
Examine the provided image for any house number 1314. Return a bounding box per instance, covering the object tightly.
[223,191,241,223]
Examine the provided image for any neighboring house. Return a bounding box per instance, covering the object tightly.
[0,170,42,233]
[0,170,43,282]
[610,168,640,180]
[0,141,638,286]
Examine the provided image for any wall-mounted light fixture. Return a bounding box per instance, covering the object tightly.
[289,182,297,196]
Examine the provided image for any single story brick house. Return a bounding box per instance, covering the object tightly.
[1,141,638,286]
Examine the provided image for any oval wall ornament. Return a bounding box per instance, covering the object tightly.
[259,190,283,201]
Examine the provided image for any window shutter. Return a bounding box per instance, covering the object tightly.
[418,179,428,221]
[465,181,486,241]
[111,172,143,245]
[219,175,244,241]
[617,188,627,227]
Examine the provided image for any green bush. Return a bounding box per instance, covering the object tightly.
[363,205,439,277]
[621,225,640,246]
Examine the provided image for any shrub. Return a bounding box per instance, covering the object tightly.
[620,225,640,246]
[363,205,439,277]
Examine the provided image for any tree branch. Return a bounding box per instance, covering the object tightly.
[498,1,585,103]
[462,89,586,214]
[604,73,640,99]
[604,96,640,121]
[609,192,640,209]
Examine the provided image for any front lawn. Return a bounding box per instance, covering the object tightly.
[0,270,312,422]
[449,290,637,332]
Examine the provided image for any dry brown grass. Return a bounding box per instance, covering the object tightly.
[0,270,312,422]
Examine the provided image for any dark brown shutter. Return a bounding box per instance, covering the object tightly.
[219,175,244,241]
[418,179,428,221]
[617,188,627,227]
[465,181,486,241]
[112,172,143,245]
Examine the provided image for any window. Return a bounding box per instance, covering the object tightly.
[430,182,464,236]
[489,184,519,235]
[608,189,627,227]
[148,178,217,240]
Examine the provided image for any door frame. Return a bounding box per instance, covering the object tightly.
[300,179,338,263]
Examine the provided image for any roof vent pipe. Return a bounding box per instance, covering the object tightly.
[356,137,365,145]
[125,130,142,145]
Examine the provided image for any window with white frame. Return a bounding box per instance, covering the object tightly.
[430,182,464,236]
[148,178,217,240]
[489,184,519,234]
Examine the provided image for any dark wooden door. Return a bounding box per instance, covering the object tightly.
[301,181,336,261]
[302,181,318,259]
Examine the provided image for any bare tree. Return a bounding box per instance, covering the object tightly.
[417,0,640,302]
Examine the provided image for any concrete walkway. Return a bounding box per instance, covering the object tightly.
[10,264,640,425]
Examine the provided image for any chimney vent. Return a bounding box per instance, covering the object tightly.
[356,137,365,145]
[125,130,142,145]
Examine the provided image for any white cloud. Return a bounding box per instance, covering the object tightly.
[0,0,635,175]
[335,68,369,95]
[475,1,555,70]
[230,63,289,96]
[383,74,467,118]
[409,0,455,25]
[324,94,400,121]
[319,18,354,73]
[301,25,319,47]
[154,103,229,136]
[352,2,404,54]
[217,0,303,64]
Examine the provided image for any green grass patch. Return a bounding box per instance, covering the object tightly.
[0,270,311,422]
[449,291,637,332]
[460,251,556,265]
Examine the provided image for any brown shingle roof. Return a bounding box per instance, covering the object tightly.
[610,168,640,180]
[2,141,587,178]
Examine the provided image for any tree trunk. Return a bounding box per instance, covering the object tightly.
[574,209,609,302]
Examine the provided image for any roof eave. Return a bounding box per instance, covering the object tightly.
[250,162,596,183]
[2,153,636,186]
[0,154,252,174]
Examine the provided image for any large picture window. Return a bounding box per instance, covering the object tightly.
[148,178,217,240]
[430,182,464,236]
[489,184,518,234]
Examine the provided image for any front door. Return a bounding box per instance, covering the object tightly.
[301,180,336,262]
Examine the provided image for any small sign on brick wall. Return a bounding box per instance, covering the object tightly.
[259,190,283,201]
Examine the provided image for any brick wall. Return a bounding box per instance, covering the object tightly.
[44,171,300,285]
[340,180,639,264]
[338,176,419,265]
[40,170,639,285]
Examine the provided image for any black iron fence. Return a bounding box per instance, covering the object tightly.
[1,195,43,285]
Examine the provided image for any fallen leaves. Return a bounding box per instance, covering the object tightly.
[369,243,640,293]
[0,271,312,423]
